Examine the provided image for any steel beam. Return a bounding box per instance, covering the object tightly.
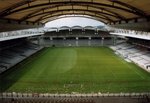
[19,3,125,21]
[22,9,116,22]
[0,1,145,18]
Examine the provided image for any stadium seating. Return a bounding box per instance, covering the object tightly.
[0,40,43,74]
[2,98,94,103]
[41,38,113,47]
[44,28,110,38]
[110,43,150,72]
[1,93,149,103]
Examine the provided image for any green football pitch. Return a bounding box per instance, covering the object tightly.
[1,47,150,93]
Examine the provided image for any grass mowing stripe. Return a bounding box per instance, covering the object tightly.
[1,47,150,93]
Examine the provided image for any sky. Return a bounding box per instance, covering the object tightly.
[45,17,104,28]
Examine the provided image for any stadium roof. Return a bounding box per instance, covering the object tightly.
[0,0,150,24]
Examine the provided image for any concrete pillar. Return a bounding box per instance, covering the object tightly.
[63,37,66,46]
[88,37,91,46]
[50,37,53,40]
[101,37,104,46]
[76,37,78,46]
[37,36,41,46]
[112,36,117,45]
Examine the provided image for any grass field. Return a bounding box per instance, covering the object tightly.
[1,47,150,93]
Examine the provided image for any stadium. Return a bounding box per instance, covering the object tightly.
[0,0,150,103]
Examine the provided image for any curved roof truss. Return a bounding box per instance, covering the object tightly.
[21,4,126,19]
[29,9,116,23]
[20,6,123,21]
[0,0,149,24]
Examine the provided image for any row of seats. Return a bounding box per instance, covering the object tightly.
[128,38,150,48]
[41,39,113,47]
[1,94,149,103]
[2,98,94,103]
[44,33,110,37]
[0,42,43,74]
[110,43,150,72]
